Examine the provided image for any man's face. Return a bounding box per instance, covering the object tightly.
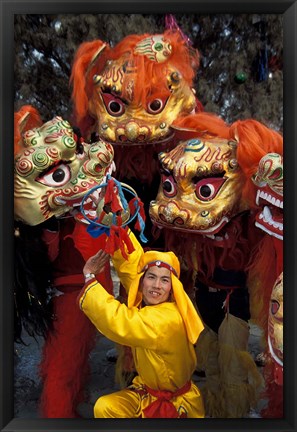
[141,266,172,306]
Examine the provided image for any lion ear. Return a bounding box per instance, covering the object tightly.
[14,105,42,155]
[71,40,107,79]
[70,40,107,122]
[232,125,240,143]
[86,43,107,75]
[18,111,31,134]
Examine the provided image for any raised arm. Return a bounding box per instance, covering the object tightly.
[79,280,160,349]
[111,230,144,293]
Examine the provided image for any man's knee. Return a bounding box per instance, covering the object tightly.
[93,390,139,418]
[94,394,111,418]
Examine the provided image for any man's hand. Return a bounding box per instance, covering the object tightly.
[83,250,110,276]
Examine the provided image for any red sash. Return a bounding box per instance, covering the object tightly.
[138,381,191,418]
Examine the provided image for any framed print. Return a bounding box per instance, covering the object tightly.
[1,1,296,431]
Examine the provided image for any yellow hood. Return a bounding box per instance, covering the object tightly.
[126,247,204,344]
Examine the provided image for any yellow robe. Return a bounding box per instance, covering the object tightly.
[79,233,204,418]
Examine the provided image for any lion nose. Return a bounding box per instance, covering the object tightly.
[157,202,190,226]
[117,121,149,143]
[125,121,139,140]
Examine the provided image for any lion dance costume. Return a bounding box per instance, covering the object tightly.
[69,21,204,391]
[14,105,115,417]
[70,22,203,243]
[149,112,282,417]
[69,22,283,417]
[236,125,283,417]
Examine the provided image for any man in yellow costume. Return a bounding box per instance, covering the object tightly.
[78,230,205,418]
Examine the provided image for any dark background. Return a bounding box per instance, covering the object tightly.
[14,13,283,130]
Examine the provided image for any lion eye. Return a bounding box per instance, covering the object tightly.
[271,300,280,315]
[162,174,177,198]
[101,93,126,117]
[195,178,226,201]
[36,163,71,187]
[147,97,168,114]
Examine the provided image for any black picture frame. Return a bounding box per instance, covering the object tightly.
[1,1,296,431]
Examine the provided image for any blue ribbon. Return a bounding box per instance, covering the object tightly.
[132,199,148,244]
[81,176,147,243]
[86,220,110,238]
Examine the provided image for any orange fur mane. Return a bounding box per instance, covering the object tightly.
[14,105,43,156]
[70,31,200,135]
[230,119,283,207]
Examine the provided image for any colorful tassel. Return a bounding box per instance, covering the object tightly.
[83,177,147,258]
[111,176,129,211]
[105,225,135,259]
[104,177,123,214]
[116,226,135,259]
[86,222,109,238]
[164,14,193,47]
[129,197,148,243]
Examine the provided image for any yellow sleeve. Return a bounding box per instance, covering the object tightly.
[79,280,160,349]
[111,230,144,293]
